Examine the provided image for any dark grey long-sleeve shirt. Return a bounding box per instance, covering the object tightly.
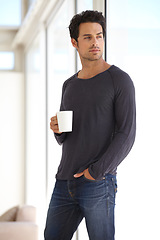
[54,65,136,180]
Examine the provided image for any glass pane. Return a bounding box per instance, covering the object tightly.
[25,34,47,233]
[25,36,41,206]
[77,0,93,13]
[107,0,160,239]
[77,0,104,13]
[0,0,21,26]
[47,0,75,197]
[0,52,14,70]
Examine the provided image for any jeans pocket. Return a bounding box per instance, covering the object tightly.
[82,175,105,184]
[83,175,97,182]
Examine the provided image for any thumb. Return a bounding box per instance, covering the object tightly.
[74,172,84,178]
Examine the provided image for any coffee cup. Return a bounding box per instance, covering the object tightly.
[57,111,73,132]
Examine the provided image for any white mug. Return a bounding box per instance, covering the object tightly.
[57,111,73,132]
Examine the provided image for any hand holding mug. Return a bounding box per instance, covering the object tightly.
[50,111,73,134]
[50,116,62,134]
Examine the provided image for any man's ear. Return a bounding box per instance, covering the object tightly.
[71,38,78,49]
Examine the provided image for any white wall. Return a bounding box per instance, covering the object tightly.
[0,72,25,214]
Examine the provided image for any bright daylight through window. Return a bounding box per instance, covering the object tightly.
[0,52,14,70]
[0,0,21,26]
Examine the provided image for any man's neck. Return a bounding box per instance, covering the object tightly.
[78,58,111,79]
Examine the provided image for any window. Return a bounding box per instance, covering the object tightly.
[107,0,160,239]
[0,0,21,26]
[25,34,47,235]
[47,0,75,199]
[0,52,14,70]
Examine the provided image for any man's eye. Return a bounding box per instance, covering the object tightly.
[84,37,91,39]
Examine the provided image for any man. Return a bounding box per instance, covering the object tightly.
[44,10,136,240]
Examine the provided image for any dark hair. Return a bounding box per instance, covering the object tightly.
[69,10,106,41]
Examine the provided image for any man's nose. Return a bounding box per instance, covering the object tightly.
[92,37,98,47]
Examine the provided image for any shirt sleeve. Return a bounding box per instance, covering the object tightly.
[88,71,136,180]
[54,82,67,145]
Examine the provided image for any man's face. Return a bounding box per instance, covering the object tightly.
[72,22,104,62]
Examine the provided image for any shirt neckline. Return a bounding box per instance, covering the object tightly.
[75,65,114,81]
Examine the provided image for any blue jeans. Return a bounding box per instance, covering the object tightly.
[44,174,117,240]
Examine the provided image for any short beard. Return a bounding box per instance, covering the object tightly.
[82,54,103,62]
